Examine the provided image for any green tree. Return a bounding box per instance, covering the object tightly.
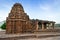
[1,22,6,30]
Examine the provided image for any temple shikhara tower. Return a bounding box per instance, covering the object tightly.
[6,3,32,34]
[6,3,55,34]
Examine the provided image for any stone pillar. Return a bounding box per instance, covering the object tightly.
[47,23,50,29]
[42,22,44,30]
[46,24,49,29]
[36,21,38,31]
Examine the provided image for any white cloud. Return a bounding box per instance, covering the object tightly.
[39,4,52,12]
[54,0,60,5]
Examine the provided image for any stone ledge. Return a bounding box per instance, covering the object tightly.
[0,32,60,40]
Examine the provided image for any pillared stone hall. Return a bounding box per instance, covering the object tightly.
[6,3,55,34]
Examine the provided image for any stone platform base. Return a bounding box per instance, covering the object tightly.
[0,31,60,40]
[0,35,60,40]
[0,29,60,40]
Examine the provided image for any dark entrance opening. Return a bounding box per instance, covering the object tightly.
[44,23,47,29]
[38,22,42,30]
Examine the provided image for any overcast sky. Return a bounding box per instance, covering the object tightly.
[0,0,60,23]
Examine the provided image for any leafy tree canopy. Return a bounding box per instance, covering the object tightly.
[0,22,6,30]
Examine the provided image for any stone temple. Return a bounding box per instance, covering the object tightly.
[6,3,55,34]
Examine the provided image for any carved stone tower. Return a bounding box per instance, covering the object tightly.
[6,3,32,34]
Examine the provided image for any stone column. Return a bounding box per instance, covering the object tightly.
[46,24,48,29]
[36,21,38,31]
[42,22,44,30]
[47,23,50,29]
